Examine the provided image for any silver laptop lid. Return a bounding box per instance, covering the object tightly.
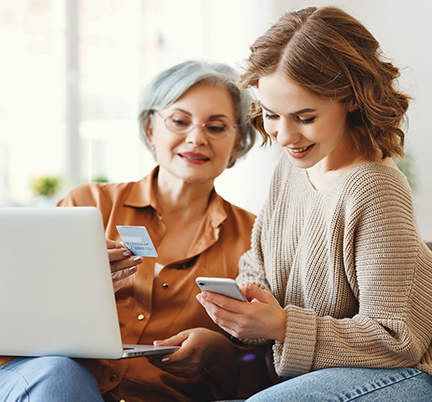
[0,207,124,359]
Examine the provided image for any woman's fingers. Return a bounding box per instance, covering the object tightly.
[148,328,227,378]
[105,238,143,273]
[196,293,247,336]
[112,265,139,292]
[197,284,287,341]
[110,254,143,274]
[112,266,138,281]
[106,239,143,292]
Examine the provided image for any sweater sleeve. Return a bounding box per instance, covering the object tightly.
[274,166,432,377]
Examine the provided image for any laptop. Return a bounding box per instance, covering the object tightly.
[0,206,179,359]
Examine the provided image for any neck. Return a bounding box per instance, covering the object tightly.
[307,141,367,190]
[154,168,214,219]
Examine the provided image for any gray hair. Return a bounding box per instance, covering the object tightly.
[138,60,256,168]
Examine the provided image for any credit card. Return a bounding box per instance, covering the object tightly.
[116,226,158,257]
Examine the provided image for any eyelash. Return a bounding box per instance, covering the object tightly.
[264,113,316,125]
[264,113,278,120]
[295,116,315,125]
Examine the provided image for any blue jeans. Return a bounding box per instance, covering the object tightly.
[245,367,432,401]
[0,356,103,402]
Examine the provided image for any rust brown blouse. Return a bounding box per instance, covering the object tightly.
[55,166,267,401]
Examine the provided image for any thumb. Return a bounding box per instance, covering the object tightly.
[242,282,269,302]
[154,331,187,347]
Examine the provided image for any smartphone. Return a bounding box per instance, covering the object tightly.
[195,277,247,302]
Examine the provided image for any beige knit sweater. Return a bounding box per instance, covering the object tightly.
[237,152,432,379]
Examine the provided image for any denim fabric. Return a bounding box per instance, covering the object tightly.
[245,367,432,401]
[0,356,103,402]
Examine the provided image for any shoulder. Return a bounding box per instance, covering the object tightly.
[212,193,256,237]
[342,163,411,201]
[218,194,256,225]
[58,181,137,207]
[336,163,414,224]
[225,200,256,224]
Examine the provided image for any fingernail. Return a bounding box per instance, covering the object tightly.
[122,249,131,257]
[129,266,137,273]
[161,357,169,362]
[133,256,143,264]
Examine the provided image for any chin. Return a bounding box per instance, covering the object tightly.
[287,156,313,170]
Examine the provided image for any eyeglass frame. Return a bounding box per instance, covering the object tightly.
[153,110,238,140]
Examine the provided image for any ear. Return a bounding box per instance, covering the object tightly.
[146,115,155,146]
[230,130,242,158]
[228,132,243,166]
[348,99,358,113]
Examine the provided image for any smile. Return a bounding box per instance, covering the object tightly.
[179,153,209,161]
[285,144,315,160]
[288,145,313,153]
[178,152,210,165]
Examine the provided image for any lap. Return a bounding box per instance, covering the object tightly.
[246,367,432,401]
[0,356,103,402]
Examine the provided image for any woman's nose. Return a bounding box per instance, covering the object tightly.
[272,121,301,147]
[185,125,209,146]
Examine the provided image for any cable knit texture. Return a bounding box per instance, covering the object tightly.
[237,152,432,379]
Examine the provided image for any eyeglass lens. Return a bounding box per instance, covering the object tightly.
[161,112,235,139]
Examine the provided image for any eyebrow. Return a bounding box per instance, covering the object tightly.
[170,108,231,121]
[260,102,316,116]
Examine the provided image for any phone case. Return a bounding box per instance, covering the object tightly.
[195,277,247,302]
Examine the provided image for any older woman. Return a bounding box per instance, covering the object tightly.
[198,7,432,401]
[0,61,270,401]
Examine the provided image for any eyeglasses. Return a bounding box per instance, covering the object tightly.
[155,111,237,140]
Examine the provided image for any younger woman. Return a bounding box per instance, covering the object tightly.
[198,7,432,401]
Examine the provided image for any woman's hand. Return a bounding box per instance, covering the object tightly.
[148,328,241,396]
[148,328,235,378]
[197,282,287,342]
[106,239,143,292]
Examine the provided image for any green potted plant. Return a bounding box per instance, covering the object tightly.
[31,176,61,205]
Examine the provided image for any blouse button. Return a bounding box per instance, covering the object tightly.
[162,283,169,288]
[137,314,145,321]
[109,374,117,382]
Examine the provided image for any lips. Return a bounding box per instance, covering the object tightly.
[289,145,312,153]
[286,144,314,159]
[178,152,210,164]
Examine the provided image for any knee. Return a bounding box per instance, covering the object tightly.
[23,356,101,401]
[1,356,102,402]
[33,356,97,389]
[36,356,86,378]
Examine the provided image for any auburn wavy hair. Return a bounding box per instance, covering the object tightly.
[239,6,410,160]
